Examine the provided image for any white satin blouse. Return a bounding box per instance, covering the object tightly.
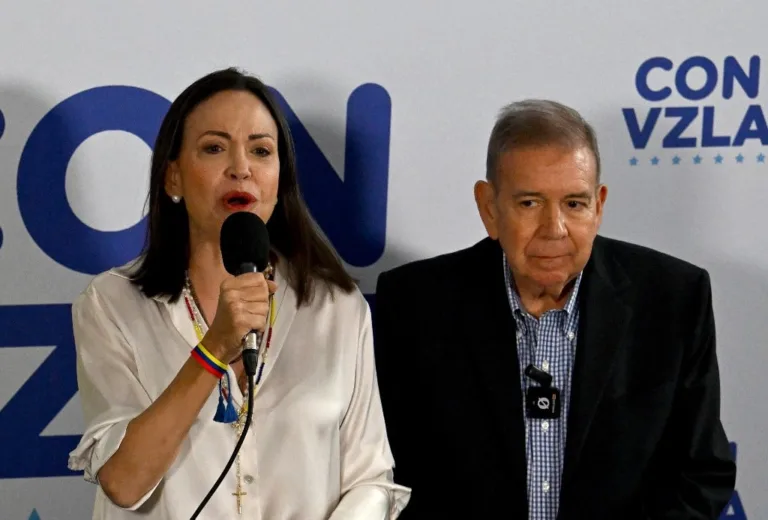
[67,262,410,519]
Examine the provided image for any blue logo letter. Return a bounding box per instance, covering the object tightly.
[636,57,673,102]
[270,84,391,267]
[675,56,718,101]
[17,86,170,274]
[723,56,760,100]
[0,305,78,478]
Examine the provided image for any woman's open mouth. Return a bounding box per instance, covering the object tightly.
[222,191,256,211]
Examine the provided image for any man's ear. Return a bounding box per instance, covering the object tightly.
[594,183,608,228]
[474,179,500,240]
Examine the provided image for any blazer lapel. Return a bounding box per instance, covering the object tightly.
[561,238,632,491]
[466,239,528,484]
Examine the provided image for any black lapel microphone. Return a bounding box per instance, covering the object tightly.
[524,364,561,419]
[525,364,553,387]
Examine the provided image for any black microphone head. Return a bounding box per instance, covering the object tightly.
[220,212,270,275]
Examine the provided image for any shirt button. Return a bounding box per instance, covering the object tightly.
[542,480,550,492]
[541,360,549,372]
[541,421,549,431]
[244,475,254,484]
[567,331,575,341]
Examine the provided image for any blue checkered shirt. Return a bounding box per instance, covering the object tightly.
[503,254,581,520]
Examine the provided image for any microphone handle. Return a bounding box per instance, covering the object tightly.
[244,330,263,352]
[237,260,265,353]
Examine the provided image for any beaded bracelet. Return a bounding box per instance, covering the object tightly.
[190,342,228,378]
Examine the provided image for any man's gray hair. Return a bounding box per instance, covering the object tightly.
[485,99,601,184]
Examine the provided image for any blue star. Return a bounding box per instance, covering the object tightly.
[758,153,766,163]
[651,156,660,165]
[629,157,638,166]
[715,154,723,164]
[672,156,681,165]
[693,155,702,164]
[736,153,744,163]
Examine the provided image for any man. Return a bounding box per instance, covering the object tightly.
[373,100,736,519]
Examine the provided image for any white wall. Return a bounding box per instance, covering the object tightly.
[0,1,758,518]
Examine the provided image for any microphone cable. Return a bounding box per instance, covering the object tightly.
[189,348,258,519]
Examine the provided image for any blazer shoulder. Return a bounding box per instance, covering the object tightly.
[597,235,710,287]
[377,238,494,291]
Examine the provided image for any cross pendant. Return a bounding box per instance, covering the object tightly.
[233,485,247,515]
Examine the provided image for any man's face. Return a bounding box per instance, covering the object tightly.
[475,144,607,290]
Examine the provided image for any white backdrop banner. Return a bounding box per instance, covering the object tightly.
[0,1,761,518]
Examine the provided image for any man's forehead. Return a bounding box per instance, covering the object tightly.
[499,145,594,169]
[496,144,595,182]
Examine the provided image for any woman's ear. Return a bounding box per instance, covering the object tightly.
[165,161,182,200]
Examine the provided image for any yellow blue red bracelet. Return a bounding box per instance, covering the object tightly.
[191,343,227,378]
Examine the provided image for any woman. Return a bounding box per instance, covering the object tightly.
[67,67,411,519]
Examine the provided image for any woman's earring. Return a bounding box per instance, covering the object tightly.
[171,195,181,204]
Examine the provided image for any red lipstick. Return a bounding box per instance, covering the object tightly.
[222,191,256,211]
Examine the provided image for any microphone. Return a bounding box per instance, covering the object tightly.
[220,211,270,377]
[191,211,269,520]
[524,364,553,388]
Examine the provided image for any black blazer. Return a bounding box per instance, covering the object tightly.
[373,235,736,519]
